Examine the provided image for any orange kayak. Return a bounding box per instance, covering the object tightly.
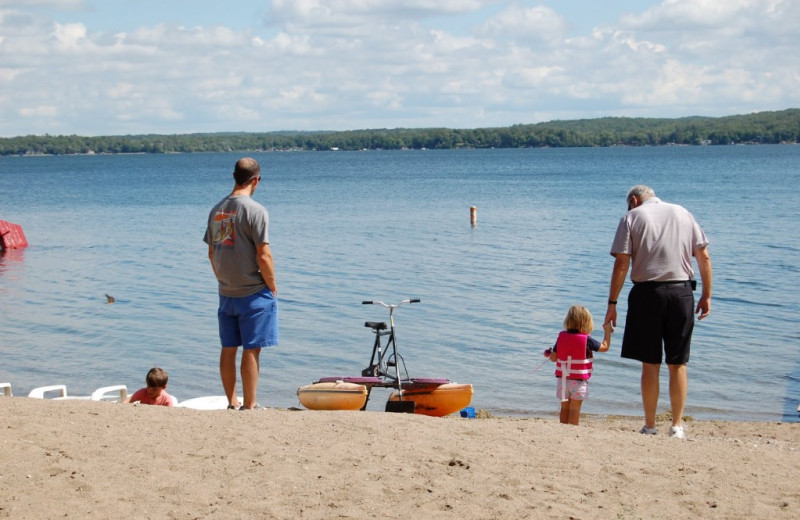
[389,382,473,417]
[297,381,368,411]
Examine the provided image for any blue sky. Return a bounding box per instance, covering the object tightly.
[1,0,798,137]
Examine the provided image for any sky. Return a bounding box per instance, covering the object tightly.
[0,0,798,137]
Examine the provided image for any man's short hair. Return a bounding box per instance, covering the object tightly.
[233,158,261,185]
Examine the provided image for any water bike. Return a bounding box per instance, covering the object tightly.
[297,299,473,416]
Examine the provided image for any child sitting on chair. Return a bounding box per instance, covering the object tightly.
[123,367,174,407]
[544,305,612,425]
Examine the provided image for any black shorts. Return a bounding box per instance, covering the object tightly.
[620,281,695,365]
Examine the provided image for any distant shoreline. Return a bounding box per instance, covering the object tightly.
[2,108,798,156]
[2,140,798,158]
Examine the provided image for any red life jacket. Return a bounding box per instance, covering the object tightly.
[554,331,592,380]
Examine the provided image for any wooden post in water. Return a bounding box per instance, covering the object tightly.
[470,206,477,227]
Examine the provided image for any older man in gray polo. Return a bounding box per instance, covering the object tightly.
[605,185,712,439]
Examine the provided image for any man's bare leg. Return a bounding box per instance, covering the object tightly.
[220,347,240,408]
[668,363,687,427]
[641,362,661,428]
[241,348,261,409]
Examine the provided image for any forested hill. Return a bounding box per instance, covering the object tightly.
[2,109,798,156]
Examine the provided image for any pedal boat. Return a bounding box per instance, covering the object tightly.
[296,380,369,411]
[299,377,473,416]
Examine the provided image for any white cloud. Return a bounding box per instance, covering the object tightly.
[0,67,20,82]
[267,0,485,25]
[0,0,798,136]
[479,5,568,43]
[621,0,752,29]
[211,104,261,122]
[0,0,84,7]
[19,105,59,117]
[51,21,88,49]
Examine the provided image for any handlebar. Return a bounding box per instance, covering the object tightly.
[362,299,421,307]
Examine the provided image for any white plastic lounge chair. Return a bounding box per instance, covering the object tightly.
[90,385,128,402]
[27,385,90,400]
[1,382,12,397]
[28,384,69,399]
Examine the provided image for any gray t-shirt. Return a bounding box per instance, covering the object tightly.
[204,195,270,298]
[610,197,708,282]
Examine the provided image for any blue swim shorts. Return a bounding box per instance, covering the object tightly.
[217,287,279,349]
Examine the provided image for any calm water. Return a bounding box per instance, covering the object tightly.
[1,146,799,422]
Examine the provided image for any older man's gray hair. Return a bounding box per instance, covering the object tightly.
[627,185,655,204]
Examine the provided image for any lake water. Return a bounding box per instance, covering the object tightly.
[1,146,799,422]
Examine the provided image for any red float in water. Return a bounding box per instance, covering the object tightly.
[0,220,28,249]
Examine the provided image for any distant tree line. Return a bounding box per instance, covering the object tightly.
[1,109,798,156]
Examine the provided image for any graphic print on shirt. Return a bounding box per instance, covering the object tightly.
[211,211,236,246]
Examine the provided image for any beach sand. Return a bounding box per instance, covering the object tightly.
[1,398,798,519]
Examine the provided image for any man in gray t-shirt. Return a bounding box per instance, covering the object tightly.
[605,185,712,440]
[207,195,270,298]
[204,157,278,410]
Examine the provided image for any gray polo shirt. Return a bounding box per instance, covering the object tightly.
[610,197,708,282]
[204,195,270,298]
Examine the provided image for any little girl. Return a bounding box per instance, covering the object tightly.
[544,305,613,425]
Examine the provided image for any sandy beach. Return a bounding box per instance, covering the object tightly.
[1,398,798,519]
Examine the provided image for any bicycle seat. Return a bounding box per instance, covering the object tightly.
[364,321,387,330]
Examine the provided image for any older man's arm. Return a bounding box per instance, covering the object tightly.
[694,246,712,320]
[606,253,630,327]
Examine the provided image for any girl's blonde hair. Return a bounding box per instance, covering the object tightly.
[563,305,594,334]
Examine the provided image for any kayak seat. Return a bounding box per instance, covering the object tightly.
[317,376,382,385]
[402,378,450,386]
[365,321,387,330]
